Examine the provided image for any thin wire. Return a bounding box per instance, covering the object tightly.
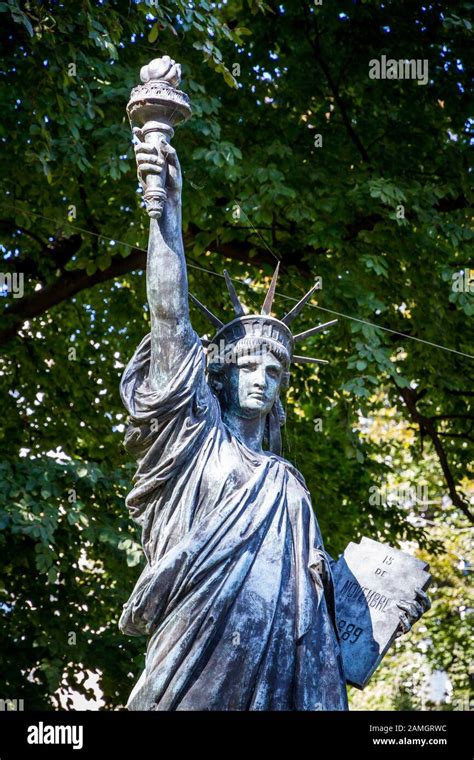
[275,295,474,360]
[221,206,474,360]
[2,203,473,360]
[232,203,281,263]
[224,209,474,360]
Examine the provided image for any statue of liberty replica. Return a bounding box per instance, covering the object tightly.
[119,58,430,711]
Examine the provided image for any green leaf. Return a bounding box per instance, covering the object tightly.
[148,23,159,43]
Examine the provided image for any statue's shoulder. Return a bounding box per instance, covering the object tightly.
[265,452,309,492]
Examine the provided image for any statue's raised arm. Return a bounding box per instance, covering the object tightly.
[127,57,194,390]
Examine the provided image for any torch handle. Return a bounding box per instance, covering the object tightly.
[141,124,169,219]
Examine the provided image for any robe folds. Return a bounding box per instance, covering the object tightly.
[119,330,348,711]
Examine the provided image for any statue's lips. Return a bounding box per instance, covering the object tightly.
[248,392,266,401]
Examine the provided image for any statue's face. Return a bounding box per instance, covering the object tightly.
[225,349,283,418]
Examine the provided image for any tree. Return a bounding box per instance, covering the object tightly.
[0,0,472,709]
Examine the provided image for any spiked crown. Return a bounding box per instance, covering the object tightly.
[189,263,336,368]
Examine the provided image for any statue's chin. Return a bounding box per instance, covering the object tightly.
[240,398,272,416]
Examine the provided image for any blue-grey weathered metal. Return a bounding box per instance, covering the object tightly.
[119,57,430,711]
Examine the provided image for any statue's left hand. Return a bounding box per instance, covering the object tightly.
[395,587,431,638]
[133,127,182,203]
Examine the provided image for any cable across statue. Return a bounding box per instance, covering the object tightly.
[119,57,430,711]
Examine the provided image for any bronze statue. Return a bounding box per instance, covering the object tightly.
[119,57,429,711]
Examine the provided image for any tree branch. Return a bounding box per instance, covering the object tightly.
[0,220,47,248]
[431,414,474,421]
[302,3,370,164]
[394,384,474,524]
[438,433,474,444]
[0,226,289,347]
[0,245,145,347]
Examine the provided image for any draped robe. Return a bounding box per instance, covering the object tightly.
[119,329,348,711]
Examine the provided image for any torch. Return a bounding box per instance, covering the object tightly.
[127,56,192,218]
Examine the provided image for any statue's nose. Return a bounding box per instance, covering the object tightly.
[252,369,266,388]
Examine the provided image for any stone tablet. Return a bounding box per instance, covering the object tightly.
[332,537,431,689]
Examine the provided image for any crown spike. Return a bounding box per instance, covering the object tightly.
[281,282,320,325]
[223,270,245,317]
[292,355,329,365]
[189,293,224,329]
[293,319,338,342]
[261,261,280,316]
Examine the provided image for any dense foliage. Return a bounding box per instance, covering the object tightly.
[0,0,472,710]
